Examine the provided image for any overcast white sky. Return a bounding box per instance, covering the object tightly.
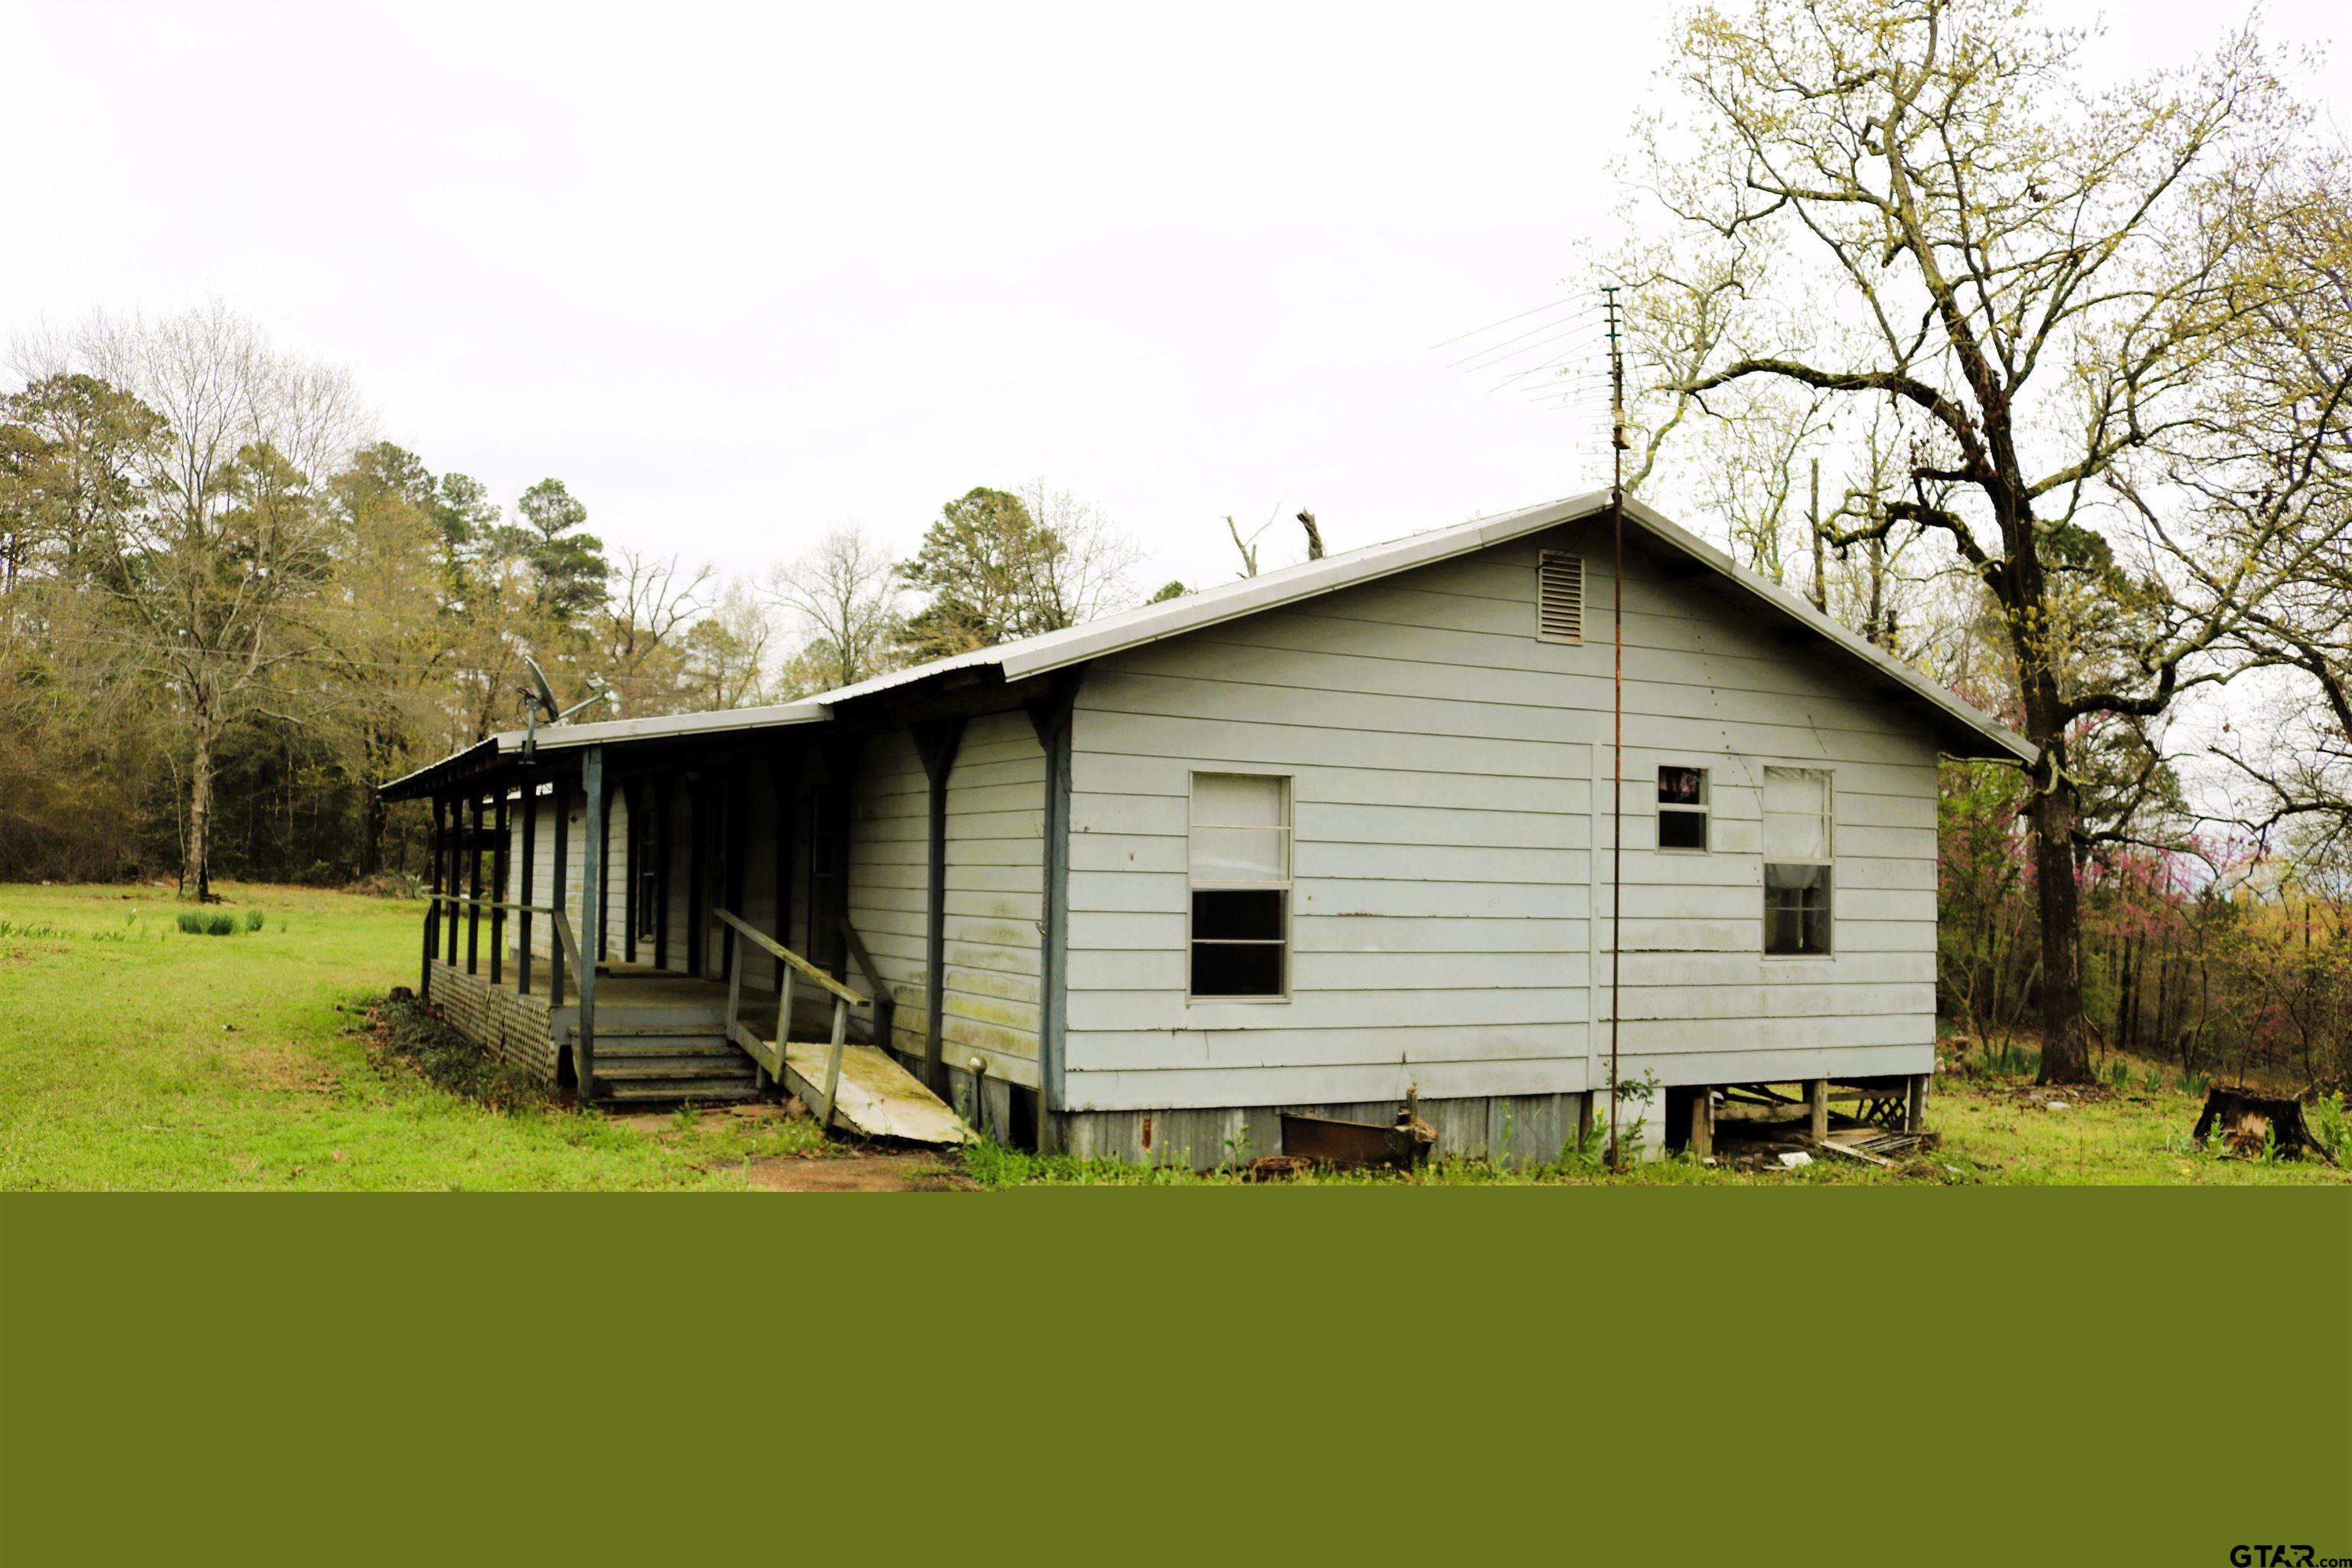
[3,1,2345,596]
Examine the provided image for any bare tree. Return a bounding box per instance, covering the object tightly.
[1225,515,1262,579]
[678,580,779,710]
[26,305,365,898]
[1607,0,2337,1081]
[1015,479,1145,628]
[2207,168,2352,859]
[765,524,903,692]
[601,548,713,715]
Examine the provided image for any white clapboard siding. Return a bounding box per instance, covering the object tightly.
[846,730,929,1057]
[1060,516,1942,1109]
[936,710,1044,1080]
[504,786,609,965]
[1067,1057,1589,1108]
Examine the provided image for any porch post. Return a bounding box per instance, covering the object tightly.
[423,793,443,999]
[466,792,484,973]
[518,776,537,998]
[1026,672,1084,1153]
[769,752,796,1000]
[579,746,604,1096]
[653,776,671,971]
[687,775,706,979]
[622,782,639,965]
[550,771,569,1010]
[723,762,746,977]
[443,791,460,966]
[490,787,508,987]
[596,769,612,964]
[913,719,964,1093]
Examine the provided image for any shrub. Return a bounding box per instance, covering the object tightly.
[176,911,240,936]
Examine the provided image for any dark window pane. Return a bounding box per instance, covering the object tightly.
[1658,766,1705,806]
[1193,888,1283,941]
[1191,940,1283,996]
[1658,810,1707,851]
[1801,896,1831,953]
[1763,864,1832,954]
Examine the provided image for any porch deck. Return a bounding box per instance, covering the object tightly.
[424,956,791,1084]
[421,953,958,1136]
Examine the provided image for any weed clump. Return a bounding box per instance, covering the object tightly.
[243,908,265,932]
[0,920,67,939]
[175,911,239,936]
[373,995,554,1114]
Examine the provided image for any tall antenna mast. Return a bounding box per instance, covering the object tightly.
[1810,457,1826,612]
[1604,285,1627,1169]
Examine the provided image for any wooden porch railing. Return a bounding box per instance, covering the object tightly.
[714,907,866,1130]
[426,894,582,1003]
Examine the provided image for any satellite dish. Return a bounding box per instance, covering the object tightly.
[515,654,612,757]
[521,655,560,723]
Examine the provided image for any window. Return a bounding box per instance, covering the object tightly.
[1537,550,1584,644]
[1189,773,1290,998]
[1763,768,1833,955]
[1657,766,1708,851]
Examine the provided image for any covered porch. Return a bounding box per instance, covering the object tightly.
[400,710,903,1107]
[382,678,1040,1154]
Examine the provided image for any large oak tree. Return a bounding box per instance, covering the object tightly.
[1611,0,2343,1081]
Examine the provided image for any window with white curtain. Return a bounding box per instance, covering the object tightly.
[1188,773,1290,998]
[1762,767,1834,955]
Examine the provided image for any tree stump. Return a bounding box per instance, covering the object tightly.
[2191,1087,2335,1162]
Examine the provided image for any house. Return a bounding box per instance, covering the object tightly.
[379,489,2033,1165]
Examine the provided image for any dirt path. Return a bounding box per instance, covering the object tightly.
[740,1152,975,1191]
[603,1106,977,1191]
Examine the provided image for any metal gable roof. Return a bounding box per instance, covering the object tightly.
[381,488,2032,799]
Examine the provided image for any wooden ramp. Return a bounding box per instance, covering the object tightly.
[778,1040,970,1146]
[729,1021,972,1145]
[708,906,971,1147]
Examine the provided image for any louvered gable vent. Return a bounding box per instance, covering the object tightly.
[1537,550,1584,644]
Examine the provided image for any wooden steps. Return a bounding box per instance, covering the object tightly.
[577,1027,763,1105]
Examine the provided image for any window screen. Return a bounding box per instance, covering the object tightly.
[1762,768,1832,954]
[1189,773,1289,998]
[1658,766,1708,851]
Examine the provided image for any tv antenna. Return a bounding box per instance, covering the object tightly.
[518,654,609,756]
[1604,283,1627,1171]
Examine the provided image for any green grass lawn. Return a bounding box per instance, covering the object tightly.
[0,882,820,1190]
[2,881,2343,1189]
